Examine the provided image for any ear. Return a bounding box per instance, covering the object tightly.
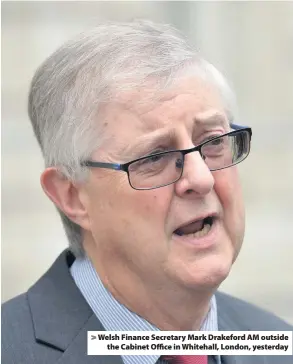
[40,167,91,231]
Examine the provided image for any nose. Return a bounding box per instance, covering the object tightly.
[174,151,214,197]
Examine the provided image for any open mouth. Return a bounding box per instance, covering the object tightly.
[174,216,215,239]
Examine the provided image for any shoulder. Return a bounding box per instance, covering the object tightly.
[2,293,32,334]
[216,291,293,331]
[2,294,62,364]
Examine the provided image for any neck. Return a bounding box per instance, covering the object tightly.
[131,286,213,331]
[85,243,214,331]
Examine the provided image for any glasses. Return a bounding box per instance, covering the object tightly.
[81,124,252,190]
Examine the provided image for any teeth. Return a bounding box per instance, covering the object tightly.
[181,223,211,239]
[194,223,211,238]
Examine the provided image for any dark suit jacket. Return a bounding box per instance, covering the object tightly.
[2,250,293,364]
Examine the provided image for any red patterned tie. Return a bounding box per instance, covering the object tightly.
[161,355,208,364]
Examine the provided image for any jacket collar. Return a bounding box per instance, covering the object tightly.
[216,292,262,364]
[27,249,123,364]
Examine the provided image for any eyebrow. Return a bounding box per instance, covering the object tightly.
[121,128,178,159]
[194,112,229,128]
[120,112,229,159]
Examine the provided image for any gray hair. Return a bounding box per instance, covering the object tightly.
[28,19,237,257]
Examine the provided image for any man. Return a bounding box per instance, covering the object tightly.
[2,20,292,364]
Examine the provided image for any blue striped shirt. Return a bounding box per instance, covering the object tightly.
[71,256,220,364]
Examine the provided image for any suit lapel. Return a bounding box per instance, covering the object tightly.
[27,250,123,364]
[216,292,264,364]
[56,314,123,364]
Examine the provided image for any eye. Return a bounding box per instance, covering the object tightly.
[201,134,223,144]
[148,154,163,163]
[138,154,164,166]
[135,152,164,167]
[210,137,224,146]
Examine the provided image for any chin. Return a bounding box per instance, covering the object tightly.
[180,251,234,291]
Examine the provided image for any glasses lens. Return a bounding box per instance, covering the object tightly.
[202,130,250,171]
[128,151,183,189]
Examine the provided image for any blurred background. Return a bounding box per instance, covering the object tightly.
[2,2,293,324]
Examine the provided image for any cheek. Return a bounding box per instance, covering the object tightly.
[140,189,174,223]
[85,178,175,276]
[87,174,174,239]
[213,168,245,246]
[214,167,243,207]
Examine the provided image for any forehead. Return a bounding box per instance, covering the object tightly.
[124,77,224,120]
[98,76,228,153]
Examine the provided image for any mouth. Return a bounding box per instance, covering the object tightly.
[173,215,216,240]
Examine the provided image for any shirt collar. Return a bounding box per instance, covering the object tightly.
[71,255,219,364]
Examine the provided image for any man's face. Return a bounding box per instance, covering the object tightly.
[80,76,245,295]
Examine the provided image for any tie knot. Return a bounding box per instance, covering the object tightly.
[161,355,208,364]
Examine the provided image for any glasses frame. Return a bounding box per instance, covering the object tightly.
[81,123,252,190]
